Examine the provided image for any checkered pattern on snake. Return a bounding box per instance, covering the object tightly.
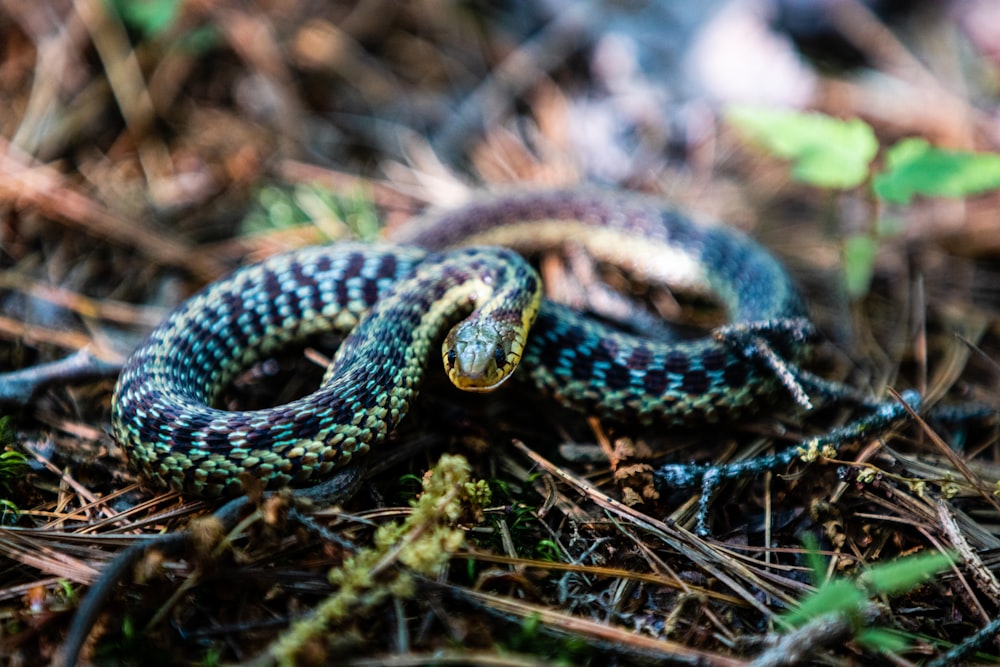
[111,189,808,497]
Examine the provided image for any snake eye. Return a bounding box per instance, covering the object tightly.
[446,348,458,366]
[494,345,506,369]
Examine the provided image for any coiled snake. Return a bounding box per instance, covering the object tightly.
[111,189,810,497]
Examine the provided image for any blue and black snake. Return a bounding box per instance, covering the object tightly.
[111,189,810,497]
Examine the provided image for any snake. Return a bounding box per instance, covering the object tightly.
[111,189,810,498]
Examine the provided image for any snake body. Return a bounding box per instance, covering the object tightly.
[111,189,808,497]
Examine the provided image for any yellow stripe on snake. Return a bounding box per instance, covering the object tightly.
[111,189,811,497]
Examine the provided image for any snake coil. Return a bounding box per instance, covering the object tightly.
[111,189,808,497]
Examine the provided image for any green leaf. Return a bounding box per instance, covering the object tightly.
[843,234,879,300]
[242,185,380,240]
[0,420,28,494]
[800,533,826,587]
[873,138,1000,204]
[782,579,864,628]
[534,539,563,562]
[780,545,953,658]
[727,106,877,188]
[859,550,953,595]
[0,499,20,525]
[106,0,179,38]
[856,627,910,653]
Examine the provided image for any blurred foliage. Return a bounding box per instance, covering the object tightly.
[728,106,1000,297]
[873,138,1000,204]
[782,535,954,655]
[243,185,382,241]
[106,0,179,37]
[726,106,878,189]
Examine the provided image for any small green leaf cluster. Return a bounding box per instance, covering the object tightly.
[728,106,1000,198]
[727,107,878,189]
[0,417,27,521]
[243,185,382,240]
[0,449,27,489]
[782,535,953,655]
[727,106,1000,298]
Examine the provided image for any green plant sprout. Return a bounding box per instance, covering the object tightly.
[0,416,28,522]
[0,449,27,492]
[778,534,954,656]
[727,106,1000,298]
[874,138,1000,204]
[727,107,878,189]
[243,184,382,241]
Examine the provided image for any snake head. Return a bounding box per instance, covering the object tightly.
[443,318,523,392]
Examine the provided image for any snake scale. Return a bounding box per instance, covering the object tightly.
[111,189,809,497]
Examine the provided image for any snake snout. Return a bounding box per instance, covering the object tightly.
[443,319,519,392]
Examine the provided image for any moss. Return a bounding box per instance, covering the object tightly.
[270,453,489,666]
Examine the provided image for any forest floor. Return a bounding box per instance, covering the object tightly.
[1,1,1000,665]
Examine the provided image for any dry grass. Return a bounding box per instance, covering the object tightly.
[1,1,999,665]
